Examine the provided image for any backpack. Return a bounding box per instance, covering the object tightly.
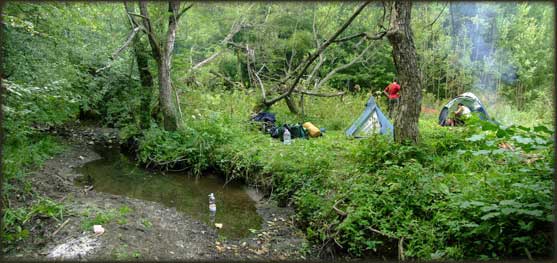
[285,124,308,139]
[270,125,285,139]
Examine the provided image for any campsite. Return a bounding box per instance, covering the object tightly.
[1,1,554,261]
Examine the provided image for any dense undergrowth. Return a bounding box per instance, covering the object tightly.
[117,87,554,260]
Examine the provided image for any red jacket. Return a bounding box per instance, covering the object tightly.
[384,82,400,99]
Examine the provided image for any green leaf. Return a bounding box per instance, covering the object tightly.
[466,133,486,142]
[472,150,490,156]
[500,208,517,215]
[499,200,521,207]
[480,204,499,212]
[533,125,552,134]
[480,212,500,220]
[511,135,534,144]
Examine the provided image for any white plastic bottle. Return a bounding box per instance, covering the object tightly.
[209,193,216,223]
[209,193,216,212]
[283,128,291,145]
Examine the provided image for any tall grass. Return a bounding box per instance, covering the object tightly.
[133,88,553,260]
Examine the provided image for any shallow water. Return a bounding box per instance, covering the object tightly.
[75,146,262,238]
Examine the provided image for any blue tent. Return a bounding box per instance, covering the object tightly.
[346,96,393,138]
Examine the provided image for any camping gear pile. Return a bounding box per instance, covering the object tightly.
[250,112,322,142]
[438,92,492,126]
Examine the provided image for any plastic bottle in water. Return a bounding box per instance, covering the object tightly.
[209,193,216,223]
[209,193,216,211]
[283,128,291,145]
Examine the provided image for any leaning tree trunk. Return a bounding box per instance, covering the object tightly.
[157,55,178,131]
[135,43,154,129]
[125,2,154,129]
[158,1,180,131]
[386,1,422,144]
[139,0,181,131]
[284,95,299,114]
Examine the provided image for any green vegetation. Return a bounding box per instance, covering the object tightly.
[127,89,553,259]
[112,244,141,260]
[2,1,553,260]
[80,205,132,231]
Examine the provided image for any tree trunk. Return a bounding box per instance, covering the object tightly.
[139,0,183,131]
[285,95,299,114]
[159,1,180,131]
[125,2,154,129]
[136,43,154,129]
[386,1,422,144]
[158,55,178,131]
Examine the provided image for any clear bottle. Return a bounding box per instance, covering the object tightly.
[283,128,291,145]
[209,193,216,223]
[209,193,216,211]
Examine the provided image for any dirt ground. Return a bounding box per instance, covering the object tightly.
[4,124,309,261]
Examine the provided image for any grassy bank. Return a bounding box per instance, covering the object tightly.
[125,88,554,260]
[2,135,68,253]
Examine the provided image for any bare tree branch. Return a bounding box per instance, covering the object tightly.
[192,51,223,70]
[425,2,448,27]
[139,1,162,60]
[306,8,325,86]
[332,31,387,43]
[332,32,367,43]
[127,12,150,21]
[315,43,371,90]
[111,26,143,59]
[96,26,144,73]
[293,89,345,97]
[379,1,387,30]
[176,4,194,20]
[246,46,266,100]
[263,1,371,106]
[185,20,247,75]
[209,70,244,89]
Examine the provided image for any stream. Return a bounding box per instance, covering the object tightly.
[74,145,263,239]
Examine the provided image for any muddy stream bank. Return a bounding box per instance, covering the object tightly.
[5,125,308,260]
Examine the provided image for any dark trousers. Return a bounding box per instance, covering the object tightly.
[388,98,399,119]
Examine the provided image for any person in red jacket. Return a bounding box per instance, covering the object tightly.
[383,78,400,119]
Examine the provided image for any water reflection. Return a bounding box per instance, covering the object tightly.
[75,146,262,238]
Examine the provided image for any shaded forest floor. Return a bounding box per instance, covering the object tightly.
[4,123,309,261]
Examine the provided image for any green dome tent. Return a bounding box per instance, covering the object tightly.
[439,92,491,126]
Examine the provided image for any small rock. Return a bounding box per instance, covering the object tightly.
[88,141,94,145]
[78,156,85,160]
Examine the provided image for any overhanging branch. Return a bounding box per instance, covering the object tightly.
[293,89,345,97]
[176,4,194,20]
[263,1,372,106]
[96,26,144,73]
[315,43,371,90]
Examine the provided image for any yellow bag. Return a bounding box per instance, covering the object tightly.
[303,122,321,137]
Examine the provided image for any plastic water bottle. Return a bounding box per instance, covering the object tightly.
[283,129,291,145]
[209,193,216,212]
[209,193,216,223]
